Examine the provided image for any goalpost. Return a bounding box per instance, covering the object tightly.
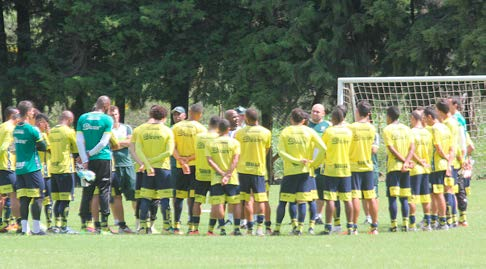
[337,75,486,179]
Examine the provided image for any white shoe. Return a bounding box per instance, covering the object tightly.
[332,225,342,233]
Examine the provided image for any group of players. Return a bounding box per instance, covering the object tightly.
[0,95,475,236]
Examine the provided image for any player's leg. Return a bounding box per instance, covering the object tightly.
[420,174,432,231]
[238,174,252,233]
[315,172,326,225]
[27,171,45,235]
[350,172,362,232]
[156,169,173,234]
[264,181,272,234]
[93,160,112,232]
[43,177,53,231]
[361,171,378,234]
[252,176,267,236]
[456,173,468,226]
[398,171,411,231]
[409,174,420,231]
[307,175,317,234]
[209,184,226,235]
[173,168,187,234]
[138,171,156,234]
[322,175,338,235]
[110,170,123,227]
[120,166,137,232]
[338,176,354,235]
[386,171,400,232]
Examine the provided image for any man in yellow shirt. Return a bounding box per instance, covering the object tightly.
[135,105,174,234]
[273,108,326,236]
[348,101,378,234]
[48,111,78,233]
[0,107,21,233]
[206,119,241,235]
[409,110,432,231]
[188,116,220,235]
[235,108,271,236]
[383,106,415,232]
[423,106,451,230]
[172,103,207,234]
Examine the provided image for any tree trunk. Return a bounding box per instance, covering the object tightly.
[170,82,189,125]
[15,0,31,65]
[115,96,126,123]
[261,105,275,184]
[0,0,13,120]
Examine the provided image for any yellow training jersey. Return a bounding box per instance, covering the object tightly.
[430,122,452,172]
[383,123,412,172]
[410,127,432,176]
[443,117,460,168]
[38,132,51,178]
[278,125,326,176]
[348,122,375,172]
[0,121,16,171]
[48,125,78,174]
[195,131,218,181]
[322,125,352,177]
[172,120,207,168]
[136,123,174,171]
[130,124,143,171]
[235,125,271,176]
[206,136,240,185]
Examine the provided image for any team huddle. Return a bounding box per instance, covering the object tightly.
[0,95,475,236]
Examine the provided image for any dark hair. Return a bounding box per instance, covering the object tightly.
[149,105,168,120]
[109,105,119,113]
[331,107,344,125]
[357,101,372,117]
[4,106,19,120]
[424,106,438,119]
[336,104,347,118]
[290,108,306,123]
[35,113,49,123]
[218,119,230,133]
[190,103,203,114]
[17,100,34,117]
[449,96,461,111]
[386,106,400,122]
[209,116,221,129]
[411,110,422,121]
[245,108,258,123]
[436,98,450,114]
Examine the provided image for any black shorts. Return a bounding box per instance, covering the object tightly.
[410,173,431,204]
[51,173,74,201]
[315,173,326,200]
[430,171,445,194]
[0,170,16,194]
[140,168,172,199]
[323,175,352,201]
[16,170,45,198]
[351,171,376,199]
[210,184,240,205]
[386,171,411,198]
[112,166,136,201]
[193,180,211,204]
[279,173,313,202]
[135,171,143,199]
[238,173,268,202]
[174,166,195,199]
[87,159,112,187]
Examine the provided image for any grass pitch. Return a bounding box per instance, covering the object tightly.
[2,181,486,268]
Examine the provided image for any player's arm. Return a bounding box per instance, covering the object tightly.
[0,131,10,152]
[87,132,112,157]
[222,153,240,185]
[33,128,47,152]
[148,132,175,163]
[310,131,326,169]
[403,142,415,171]
[387,145,406,163]
[371,134,379,154]
[207,156,225,177]
[76,131,88,164]
[135,139,153,176]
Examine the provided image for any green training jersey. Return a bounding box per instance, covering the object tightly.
[112,123,133,167]
[13,122,43,175]
[76,111,113,160]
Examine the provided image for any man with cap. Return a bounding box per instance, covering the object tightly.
[235,106,246,128]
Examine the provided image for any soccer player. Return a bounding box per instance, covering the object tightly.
[109,105,135,233]
[409,110,432,231]
[35,113,54,232]
[383,106,415,232]
[172,103,207,234]
[235,106,246,128]
[76,95,114,233]
[423,106,450,230]
[348,101,379,234]
[457,132,474,226]
[308,104,330,227]
[135,105,174,234]
[437,99,461,227]
[0,106,21,233]
[206,119,241,236]
[225,109,240,139]
[273,108,326,236]
[189,116,220,235]
[14,100,47,235]
[319,107,353,235]
[235,108,271,236]
[48,111,78,233]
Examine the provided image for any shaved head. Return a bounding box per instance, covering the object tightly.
[310,104,325,123]
[96,95,111,112]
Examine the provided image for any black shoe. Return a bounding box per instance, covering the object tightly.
[315,217,324,225]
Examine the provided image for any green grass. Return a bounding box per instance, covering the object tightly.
[2,181,486,268]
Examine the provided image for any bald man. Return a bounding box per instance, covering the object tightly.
[76,96,114,234]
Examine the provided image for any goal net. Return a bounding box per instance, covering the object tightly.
[337,75,486,179]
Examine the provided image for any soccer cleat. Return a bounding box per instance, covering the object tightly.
[342,229,357,235]
[400,226,409,232]
[319,230,331,235]
[206,231,217,236]
[389,227,398,233]
[437,224,449,231]
[161,228,174,235]
[265,228,273,235]
[331,225,342,233]
[458,221,468,227]
[315,217,324,225]
[294,230,303,236]
[255,228,265,237]
[188,230,200,235]
[449,222,458,229]
[232,230,242,236]
[60,227,79,234]
[173,228,184,235]
[271,230,280,236]
[6,223,19,232]
[368,228,379,235]
[220,229,227,236]
[31,230,47,236]
[137,228,148,234]
[422,225,432,232]
[48,227,61,234]
[0,224,8,233]
[119,226,134,234]
[408,227,418,232]
[308,227,315,235]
